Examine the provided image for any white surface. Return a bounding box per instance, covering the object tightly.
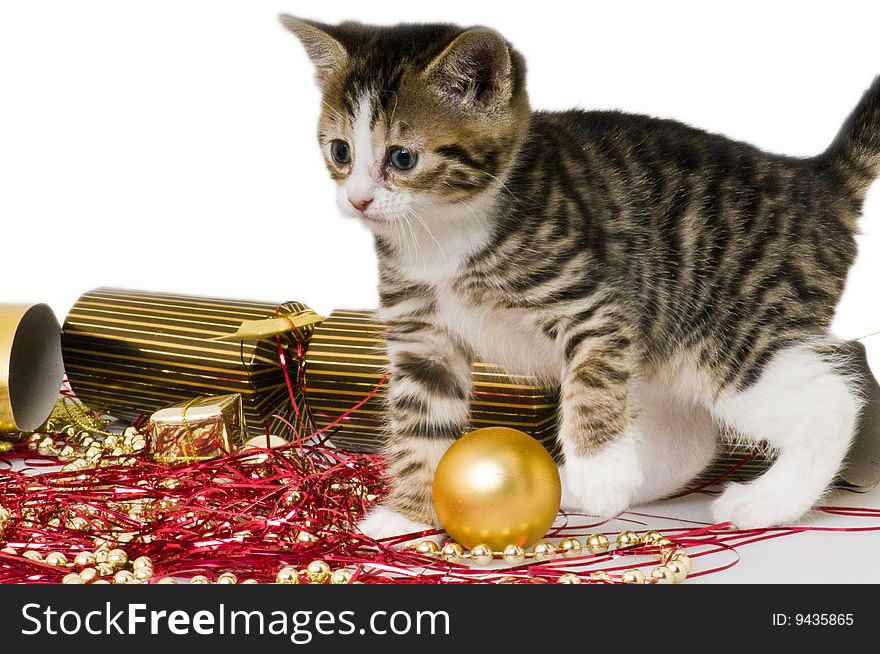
[1,1,880,582]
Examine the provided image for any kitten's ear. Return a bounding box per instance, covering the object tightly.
[279,15,348,87]
[423,28,513,111]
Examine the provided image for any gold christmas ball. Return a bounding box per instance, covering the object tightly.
[616,531,641,549]
[642,530,663,546]
[132,555,153,570]
[440,542,465,563]
[276,566,300,584]
[651,565,675,584]
[586,534,610,554]
[306,560,331,584]
[415,540,440,556]
[589,571,612,583]
[107,548,128,568]
[502,544,525,565]
[331,569,353,585]
[134,567,154,582]
[216,572,238,584]
[432,427,561,551]
[532,540,556,562]
[469,544,494,566]
[557,572,582,584]
[79,567,98,584]
[665,559,689,583]
[189,575,211,584]
[44,552,68,566]
[113,570,135,584]
[558,537,583,558]
[621,569,647,584]
[62,573,83,584]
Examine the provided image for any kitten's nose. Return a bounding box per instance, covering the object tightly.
[349,196,373,212]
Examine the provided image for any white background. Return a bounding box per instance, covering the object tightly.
[2,1,880,582]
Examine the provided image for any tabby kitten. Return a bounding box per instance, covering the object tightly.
[281,16,880,533]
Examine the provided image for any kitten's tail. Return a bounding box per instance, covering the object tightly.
[820,75,880,202]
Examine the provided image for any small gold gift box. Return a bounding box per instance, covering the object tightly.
[149,393,247,464]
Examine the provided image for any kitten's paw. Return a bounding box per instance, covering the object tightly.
[560,446,642,518]
[358,505,444,546]
[711,482,810,529]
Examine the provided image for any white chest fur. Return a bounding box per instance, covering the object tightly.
[433,284,564,382]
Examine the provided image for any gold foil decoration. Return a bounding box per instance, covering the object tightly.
[216,309,324,342]
[0,304,65,433]
[149,394,247,464]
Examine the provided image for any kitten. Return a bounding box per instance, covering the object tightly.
[281,16,880,534]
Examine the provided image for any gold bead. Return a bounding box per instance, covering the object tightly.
[156,577,178,584]
[642,530,663,546]
[306,560,331,584]
[134,567,154,582]
[665,559,689,583]
[616,530,641,549]
[296,531,317,543]
[331,569,353,585]
[132,555,153,570]
[97,562,114,576]
[216,572,238,584]
[656,537,673,549]
[415,540,440,556]
[79,567,98,583]
[113,570,134,584]
[276,567,300,584]
[670,552,691,574]
[58,445,76,462]
[440,542,465,563]
[586,534,610,554]
[62,573,83,584]
[189,575,211,584]
[85,446,101,461]
[502,544,525,565]
[532,540,556,562]
[0,441,11,454]
[557,572,582,584]
[241,579,259,585]
[0,547,16,555]
[495,575,519,584]
[651,565,675,584]
[93,579,111,584]
[283,490,302,507]
[469,544,494,566]
[107,549,128,568]
[44,552,68,566]
[558,537,583,558]
[589,571,613,583]
[23,550,42,561]
[621,569,647,584]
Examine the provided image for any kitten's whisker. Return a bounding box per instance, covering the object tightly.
[408,209,445,257]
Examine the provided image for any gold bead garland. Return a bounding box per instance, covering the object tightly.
[6,538,358,585]
[409,529,692,584]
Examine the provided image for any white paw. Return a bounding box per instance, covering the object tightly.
[560,443,642,518]
[711,482,812,529]
[357,505,444,545]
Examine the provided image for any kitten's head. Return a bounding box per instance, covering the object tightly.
[281,17,530,231]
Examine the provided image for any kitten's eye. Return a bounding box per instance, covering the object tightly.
[330,140,351,165]
[388,146,418,171]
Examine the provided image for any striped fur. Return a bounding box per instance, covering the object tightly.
[283,16,880,530]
